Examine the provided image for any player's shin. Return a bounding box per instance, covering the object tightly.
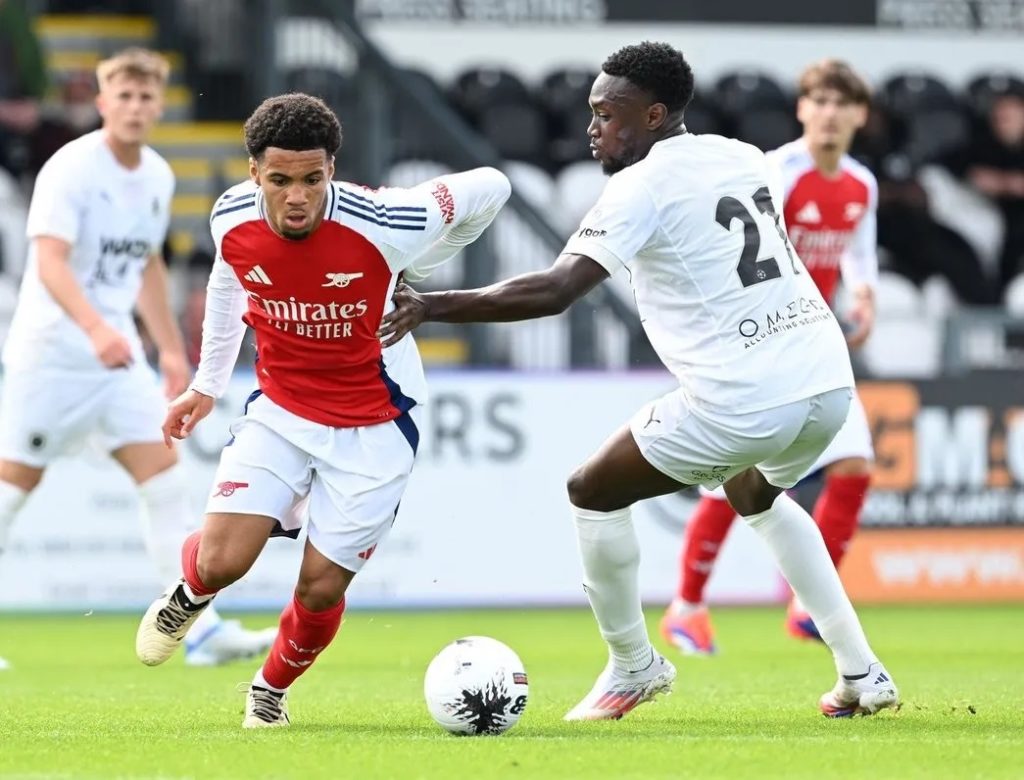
[572,504,654,673]
[255,593,346,691]
[742,493,878,676]
[813,473,870,567]
[677,495,736,605]
[0,480,29,558]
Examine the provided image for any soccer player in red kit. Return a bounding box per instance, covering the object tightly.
[134,93,511,727]
[660,60,878,655]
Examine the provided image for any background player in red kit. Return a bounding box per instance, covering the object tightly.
[134,93,511,727]
[661,60,878,655]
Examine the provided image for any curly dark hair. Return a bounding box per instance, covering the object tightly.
[602,42,694,113]
[243,93,343,159]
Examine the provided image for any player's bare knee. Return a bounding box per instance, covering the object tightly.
[196,546,248,591]
[724,469,780,516]
[295,576,348,612]
[566,465,609,511]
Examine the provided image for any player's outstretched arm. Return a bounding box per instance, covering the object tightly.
[35,235,134,368]
[378,252,608,347]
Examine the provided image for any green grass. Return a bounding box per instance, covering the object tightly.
[0,605,1021,779]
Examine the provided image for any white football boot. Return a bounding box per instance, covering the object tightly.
[0,656,9,670]
[243,685,291,728]
[136,578,214,666]
[184,621,277,667]
[819,662,900,717]
[564,652,676,721]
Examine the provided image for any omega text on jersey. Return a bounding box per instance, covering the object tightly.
[737,296,833,348]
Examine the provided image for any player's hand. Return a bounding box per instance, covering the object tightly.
[845,288,875,350]
[378,283,429,348]
[87,321,134,368]
[162,389,214,447]
[158,350,192,400]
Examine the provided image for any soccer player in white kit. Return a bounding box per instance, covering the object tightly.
[0,49,273,670]
[380,43,900,720]
[661,60,879,654]
[133,94,512,728]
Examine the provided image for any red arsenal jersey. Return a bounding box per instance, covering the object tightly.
[767,139,877,306]
[209,180,454,427]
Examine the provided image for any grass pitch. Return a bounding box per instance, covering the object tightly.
[0,605,1020,779]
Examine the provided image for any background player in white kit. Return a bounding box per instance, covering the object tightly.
[134,94,512,728]
[661,60,880,654]
[0,49,273,670]
[380,42,899,720]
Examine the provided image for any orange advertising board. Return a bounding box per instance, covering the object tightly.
[842,528,1024,602]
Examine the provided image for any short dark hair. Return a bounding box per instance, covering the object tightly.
[799,59,871,106]
[602,41,694,114]
[243,93,343,159]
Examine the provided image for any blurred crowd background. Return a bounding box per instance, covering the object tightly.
[1,0,1023,379]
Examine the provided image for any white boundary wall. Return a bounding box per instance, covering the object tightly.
[0,372,785,611]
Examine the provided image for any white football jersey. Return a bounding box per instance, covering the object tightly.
[3,130,174,371]
[564,133,854,414]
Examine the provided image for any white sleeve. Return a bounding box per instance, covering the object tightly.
[188,253,249,399]
[839,176,879,293]
[25,152,86,244]
[152,165,175,251]
[560,172,659,274]
[402,167,512,283]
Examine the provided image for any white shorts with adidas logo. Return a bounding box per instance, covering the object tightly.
[206,391,421,573]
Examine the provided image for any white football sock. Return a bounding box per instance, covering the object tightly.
[742,492,877,676]
[572,504,654,673]
[138,465,221,640]
[0,480,29,557]
[253,668,287,693]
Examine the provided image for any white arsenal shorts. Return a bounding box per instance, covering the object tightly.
[0,363,167,466]
[631,386,853,490]
[699,390,873,499]
[205,391,421,573]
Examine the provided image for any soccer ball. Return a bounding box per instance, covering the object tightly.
[424,636,528,735]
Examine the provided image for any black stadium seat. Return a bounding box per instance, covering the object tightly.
[683,90,722,136]
[734,108,800,152]
[714,70,790,117]
[965,71,1024,118]
[904,108,971,164]
[538,68,598,167]
[477,102,549,166]
[449,67,531,123]
[878,72,961,120]
[284,68,356,118]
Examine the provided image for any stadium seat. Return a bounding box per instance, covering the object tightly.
[878,72,961,120]
[1004,274,1024,317]
[537,68,598,166]
[860,319,943,377]
[284,67,356,118]
[683,90,722,136]
[714,70,790,118]
[477,102,549,166]
[921,275,959,318]
[874,270,923,316]
[734,108,800,152]
[965,71,1024,118]
[449,67,531,123]
[553,160,606,234]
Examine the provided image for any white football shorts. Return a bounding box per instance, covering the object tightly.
[698,390,873,499]
[205,391,421,573]
[630,386,853,490]
[0,363,167,466]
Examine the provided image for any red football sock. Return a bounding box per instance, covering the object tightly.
[180,531,218,597]
[813,473,871,567]
[261,593,346,690]
[677,495,737,604]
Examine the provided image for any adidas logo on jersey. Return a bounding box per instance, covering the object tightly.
[244,265,272,285]
[794,201,821,223]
